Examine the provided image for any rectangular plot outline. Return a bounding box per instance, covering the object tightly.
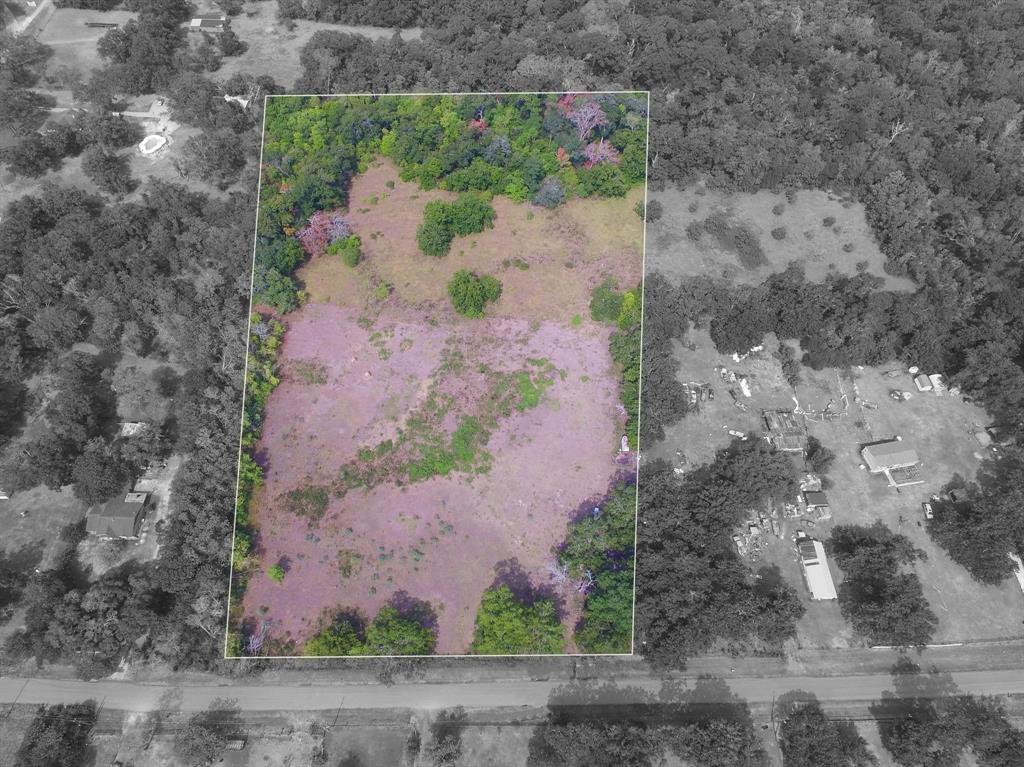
[225,90,651,659]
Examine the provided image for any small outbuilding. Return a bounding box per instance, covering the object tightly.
[797,537,837,600]
[188,13,226,31]
[763,409,806,452]
[85,492,148,539]
[914,374,933,392]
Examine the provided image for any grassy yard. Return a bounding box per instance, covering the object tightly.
[216,2,422,86]
[647,185,916,292]
[299,157,644,326]
[650,328,1024,649]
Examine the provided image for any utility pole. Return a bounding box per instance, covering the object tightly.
[329,697,345,729]
[4,678,29,720]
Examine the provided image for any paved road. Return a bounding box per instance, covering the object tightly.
[3,669,1024,714]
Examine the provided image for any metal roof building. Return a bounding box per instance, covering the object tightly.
[861,440,919,473]
[798,538,837,600]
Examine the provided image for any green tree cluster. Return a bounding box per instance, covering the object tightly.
[636,443,804,669]
[416,194,495,257]
[447,269,502,317]
[828,523,937,647]
[560,484,636,653]
[303,602,437,656]
[469,584,564,655]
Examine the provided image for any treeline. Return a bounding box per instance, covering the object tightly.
[527,678,767,767]
[636,440,805,669]
[558,483,637,653]
[254,93,646,311]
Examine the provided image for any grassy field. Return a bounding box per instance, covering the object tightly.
[649,328,1024,648]
[300,158,644,325]
[216,2,422,86]
[243,150,644,654]
[36,8,136,84]
[647,185,916,292]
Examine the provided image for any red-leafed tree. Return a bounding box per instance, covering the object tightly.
[296,211,351,256]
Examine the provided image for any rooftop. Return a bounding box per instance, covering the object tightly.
[862,440,919,472]
[798,539,837,600]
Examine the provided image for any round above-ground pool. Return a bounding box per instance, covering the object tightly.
[138,134,167,155]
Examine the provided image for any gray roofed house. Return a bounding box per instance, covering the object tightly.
[85,493,148,539]
[861,440,919,473]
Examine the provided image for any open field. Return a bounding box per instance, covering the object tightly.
[242,305,627,653]
[301,158,644,324]
[647,185,917,293]
[36,8,136,82]
[648,328,1024,648]
[215,1,422,85]
[242,151,644,655]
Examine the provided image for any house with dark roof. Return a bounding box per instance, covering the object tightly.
[86,492,149,539]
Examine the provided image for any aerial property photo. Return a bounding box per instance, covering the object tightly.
[226,92,649,657]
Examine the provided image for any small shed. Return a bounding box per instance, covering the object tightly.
[914,374,933,392]
[85,493,148,539]
[763,410,806,452]
[188,13,226,31]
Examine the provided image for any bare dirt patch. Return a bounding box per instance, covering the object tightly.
[243,304,629,653]
[647,185,916,292]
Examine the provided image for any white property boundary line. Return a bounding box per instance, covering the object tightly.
[225,90,652,660]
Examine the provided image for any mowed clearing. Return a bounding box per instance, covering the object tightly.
[647,185,916,293]
[300,158,645,324]
[647,328,1024,649]
[243,166,644,654]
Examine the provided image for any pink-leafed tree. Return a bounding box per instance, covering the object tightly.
[583,139,621,168]
[557,95,608,142]
[296,210,351,256]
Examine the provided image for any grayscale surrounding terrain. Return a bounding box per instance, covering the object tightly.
[0,1,1022,765]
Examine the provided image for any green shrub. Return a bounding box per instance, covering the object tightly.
[325,234,362,266]
[283,484,330,523]
[447,269,502,318]
[590,279,623,322]
[267,564,285,582]
[363,605,436,655]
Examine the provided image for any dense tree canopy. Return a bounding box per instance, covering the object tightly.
[829,523,937,647]
[636,442,804,668]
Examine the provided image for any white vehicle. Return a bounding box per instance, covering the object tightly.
[922,502,934,520]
